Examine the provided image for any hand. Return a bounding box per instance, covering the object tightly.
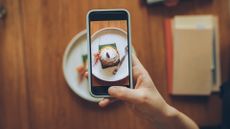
[92,54,198,129]
[85,55,198,129]
[99,55,171,122]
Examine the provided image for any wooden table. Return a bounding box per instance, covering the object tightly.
[1,0,230,129]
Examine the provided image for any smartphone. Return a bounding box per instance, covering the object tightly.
[87,9,133,97]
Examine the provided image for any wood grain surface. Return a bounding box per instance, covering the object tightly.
[0,0,230,129]
[90,20,127,35]
[0,0,29,129]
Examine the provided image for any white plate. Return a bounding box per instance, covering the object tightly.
[91,27,129,82]
[63,29,135,102]
[63,30,102,102]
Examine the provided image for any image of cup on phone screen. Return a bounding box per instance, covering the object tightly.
[87,9,133,97]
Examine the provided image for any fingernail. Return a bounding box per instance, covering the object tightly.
[108,86,120,93]
[109,86,117,91]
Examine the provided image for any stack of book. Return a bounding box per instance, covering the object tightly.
[164,15,221,96]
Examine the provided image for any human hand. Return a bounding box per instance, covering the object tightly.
[98,54,172,123]
[91,54,198,129]
[85,54,198,129]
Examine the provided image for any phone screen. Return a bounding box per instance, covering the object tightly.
[88,10,131,95]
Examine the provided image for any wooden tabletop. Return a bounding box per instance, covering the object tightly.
[1,0,230,129]
[90,20,127,35]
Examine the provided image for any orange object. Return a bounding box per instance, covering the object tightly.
[164,19,173,94]
[93,52,100,65]
[76,65,86,83]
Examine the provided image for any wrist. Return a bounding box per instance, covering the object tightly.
[156,104,199,129]
[154,104,179,124]
[163,104,178,118]
[149,104,179,129]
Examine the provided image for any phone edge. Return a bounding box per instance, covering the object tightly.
[86,9,133,98]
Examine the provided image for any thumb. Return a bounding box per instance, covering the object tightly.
[108,86,139,104]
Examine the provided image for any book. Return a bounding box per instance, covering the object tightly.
[164,19,173,94]
[164,15,221,95]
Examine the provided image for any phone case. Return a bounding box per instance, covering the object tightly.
[86,9,133,98]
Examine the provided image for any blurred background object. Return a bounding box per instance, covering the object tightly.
[165,15,221,96]
[146,0,164,4]
[164,0,179,6]
[146,0,179,6]
[0,5,6,20]
[229,0,230,23]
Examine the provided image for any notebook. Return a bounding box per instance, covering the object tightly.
[164,15,221,95]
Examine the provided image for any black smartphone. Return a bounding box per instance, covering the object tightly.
[87,9,133,97]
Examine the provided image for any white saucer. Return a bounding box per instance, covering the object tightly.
[63,29,135,102]
[63,30,102,102]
